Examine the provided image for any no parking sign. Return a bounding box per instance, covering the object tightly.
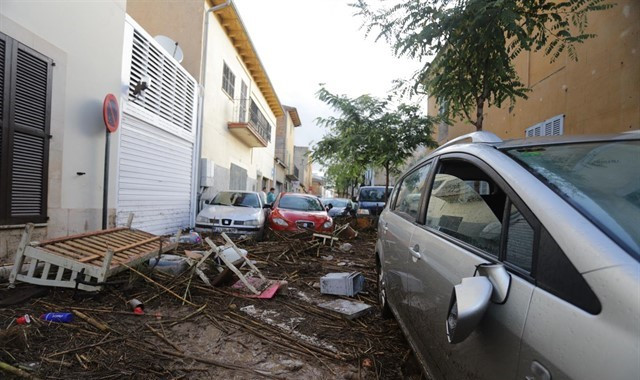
[103,94,120,133]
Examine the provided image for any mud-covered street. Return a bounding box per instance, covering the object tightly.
[0,219,422,379]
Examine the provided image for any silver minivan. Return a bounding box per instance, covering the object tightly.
[376,131,639,380]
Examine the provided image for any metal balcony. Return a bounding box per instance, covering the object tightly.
[286,165,300,182]
[228,98,272,148]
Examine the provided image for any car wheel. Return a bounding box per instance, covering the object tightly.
[377,256,392,319]
[257,225,266,242]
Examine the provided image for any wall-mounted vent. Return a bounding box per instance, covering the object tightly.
[526,114,564,137]
[128,30,196,132]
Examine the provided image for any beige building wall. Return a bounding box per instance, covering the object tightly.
[200,10,277,192]
[0,1,127,262]
[429,1,639,142]
[126,0,204,81]
[276,106,300,191]
[294,146,312,192]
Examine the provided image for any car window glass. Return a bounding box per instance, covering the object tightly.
[465,180,490,195]
[505,203,534,272]
[212,192,259,208]
[394,163,432,220]
[506,140,640,259]
[359,188,392,202]
[426,173,501,255]
[279,196,324,211]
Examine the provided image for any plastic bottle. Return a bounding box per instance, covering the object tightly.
[40,312,74,323]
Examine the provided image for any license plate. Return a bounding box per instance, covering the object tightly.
[212,227,240,234]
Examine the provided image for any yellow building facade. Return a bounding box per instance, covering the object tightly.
[429,1,639,143]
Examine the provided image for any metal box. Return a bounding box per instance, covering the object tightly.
[320,272,365,297]
[200,158,215,187]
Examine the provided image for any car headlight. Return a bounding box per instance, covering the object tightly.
[272,218,288,226]
[196,215,209,223]
[244,219,261,226]
[357,208,370,215]
[323,219,333,229]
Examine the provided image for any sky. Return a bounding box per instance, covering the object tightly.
[233,0,424,152]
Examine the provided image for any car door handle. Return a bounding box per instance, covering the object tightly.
[409,245,421,259]
[525,361,551,380]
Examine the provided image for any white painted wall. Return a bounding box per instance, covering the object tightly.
[200,11,277,191]
[0,1,127,259]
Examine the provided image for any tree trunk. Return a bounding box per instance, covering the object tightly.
[474,96,485,131]
[384,162,390,203]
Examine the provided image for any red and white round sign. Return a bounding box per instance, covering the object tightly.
[103,94,120,133]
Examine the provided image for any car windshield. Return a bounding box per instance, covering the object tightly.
[210,192,260,208]
[279,195,324,211]
[359,188,392,202]
[322,198,348,207]
[506,140,640,259]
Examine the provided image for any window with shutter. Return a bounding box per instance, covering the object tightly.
[0,33,52,225]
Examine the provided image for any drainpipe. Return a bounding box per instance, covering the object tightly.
[194,0,232,218]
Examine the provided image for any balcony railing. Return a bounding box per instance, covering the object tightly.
[228,98,272,147]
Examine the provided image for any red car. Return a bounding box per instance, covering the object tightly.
[268,193,334,233]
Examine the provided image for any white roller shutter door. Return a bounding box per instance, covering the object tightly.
[117,19,198,235]
[117,114,193,234]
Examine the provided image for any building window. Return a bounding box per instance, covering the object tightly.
[249,99,272,142]
[239,81,247,122]
[222,62,235,98]
[525,114,564,137]
[0,33,53,225]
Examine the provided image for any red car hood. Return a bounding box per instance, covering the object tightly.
[274,209,330,223]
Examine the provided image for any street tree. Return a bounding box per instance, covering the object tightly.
[354,0,613,130]
[312,86,438,201]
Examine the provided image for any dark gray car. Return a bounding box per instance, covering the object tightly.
[377,131,639,380]
[320,197,355,217]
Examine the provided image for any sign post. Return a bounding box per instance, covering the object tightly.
[102,94,119,230]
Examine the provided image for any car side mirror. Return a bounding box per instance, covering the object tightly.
[263,203,272,209]
[476,263,511,304]
[327,203,333,210]
[446,276,493,344]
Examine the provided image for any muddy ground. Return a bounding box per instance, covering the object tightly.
[0,218,423,379]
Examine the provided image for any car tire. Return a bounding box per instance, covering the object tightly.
[377,256,393,319]
[257,225,266,242]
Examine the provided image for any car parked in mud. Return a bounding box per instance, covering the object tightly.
[195,191,269,239]
[268,193,334,233]
[356,186,393,216]
[376,131,640,380]
[320,197,356,217]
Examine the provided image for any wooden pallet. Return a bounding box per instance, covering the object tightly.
[8,220,178,292]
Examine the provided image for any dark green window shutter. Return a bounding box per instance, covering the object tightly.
[0,34,52,224]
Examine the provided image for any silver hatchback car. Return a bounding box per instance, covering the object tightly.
[376,131,639,380]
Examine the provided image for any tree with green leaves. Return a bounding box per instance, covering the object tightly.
[354,0,613,131]
[312,86,439,201]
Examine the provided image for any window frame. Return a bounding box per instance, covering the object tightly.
[0,33,53,225]
[417,153,540,282]
[391,160,433,223]
[221,62,235,99]
[411,151,599,313]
